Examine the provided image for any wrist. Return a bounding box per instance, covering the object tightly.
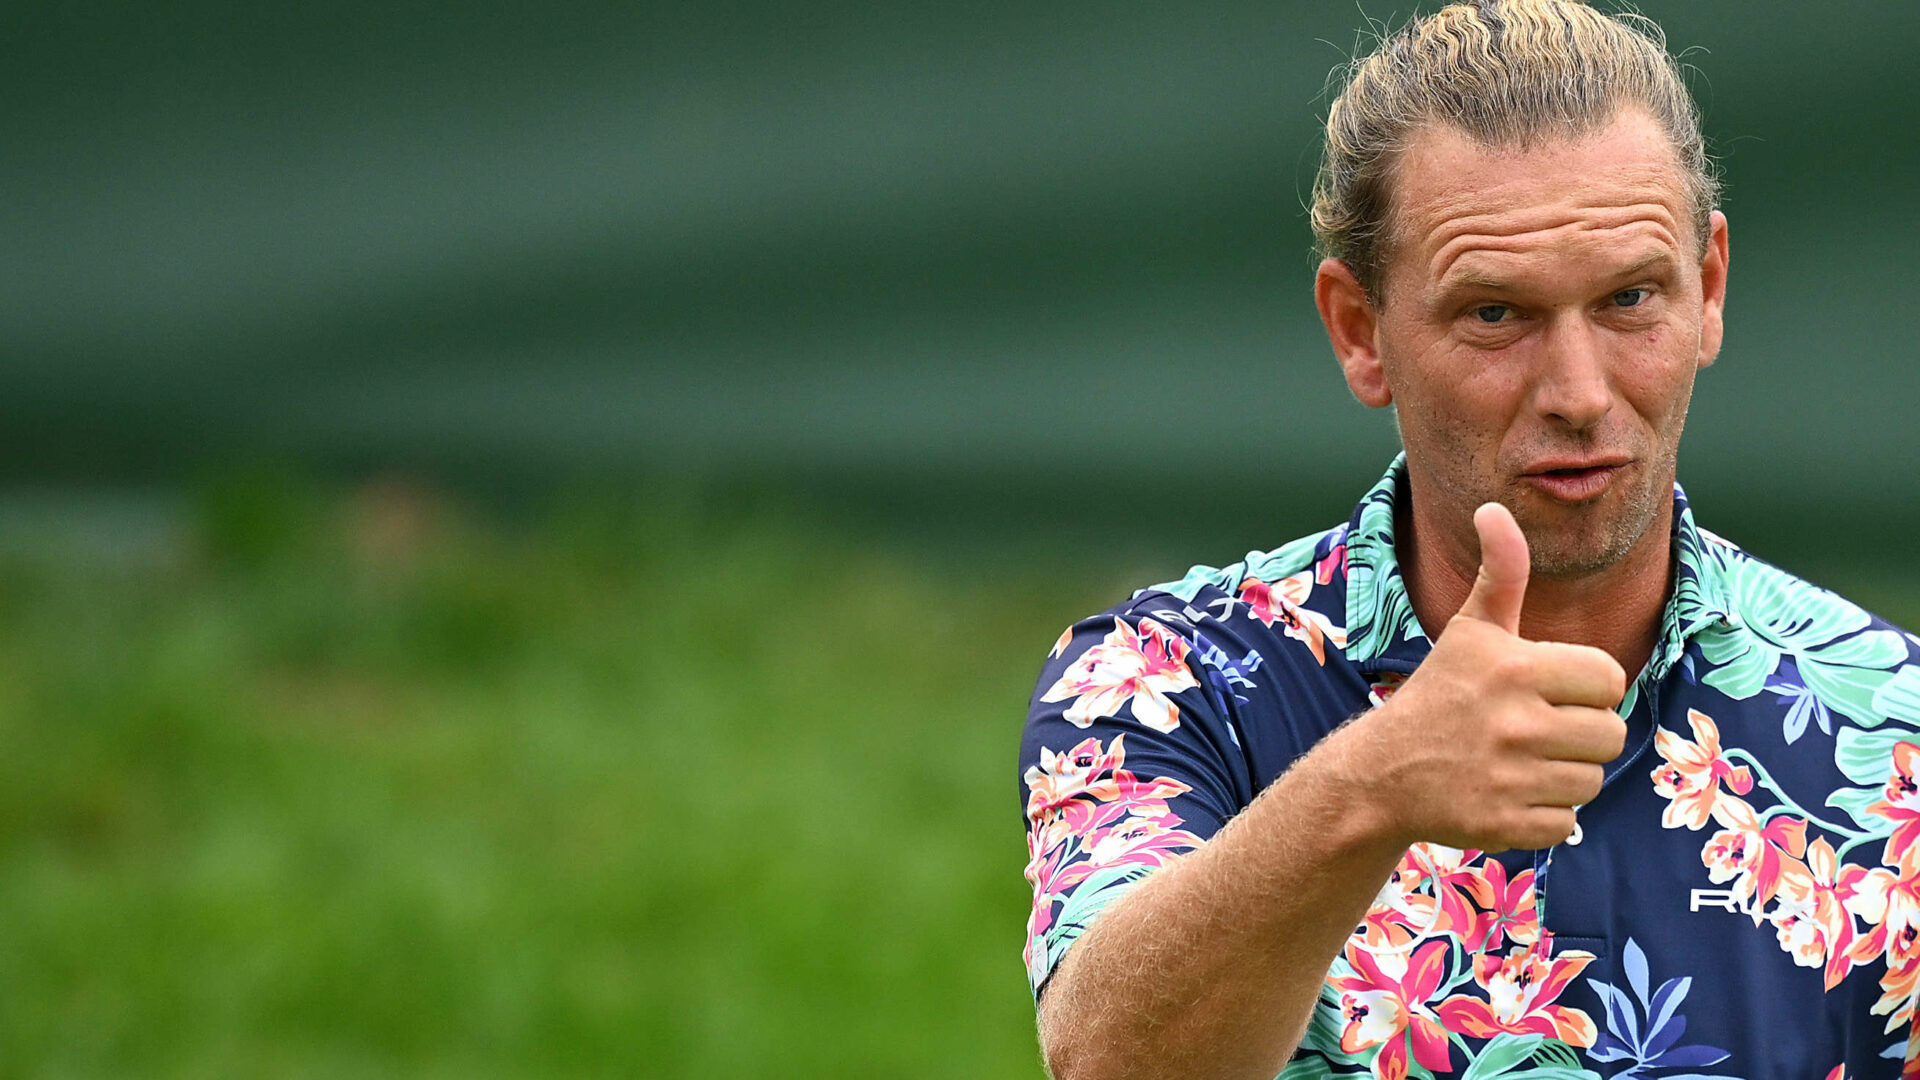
[1311,708,1417,857]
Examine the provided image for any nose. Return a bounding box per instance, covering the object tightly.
[1533,317,1613,430]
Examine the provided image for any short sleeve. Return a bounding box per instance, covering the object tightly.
[1019,606,1254,999]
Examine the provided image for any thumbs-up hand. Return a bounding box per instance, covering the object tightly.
[1332,503,1629,853]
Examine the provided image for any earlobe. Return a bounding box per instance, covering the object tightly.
[1696,211,1730,369]
[1315,258,1393,407]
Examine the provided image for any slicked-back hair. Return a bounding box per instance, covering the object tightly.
[1311,0,1718,303]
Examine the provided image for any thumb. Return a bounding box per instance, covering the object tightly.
[1457,502,1530,635]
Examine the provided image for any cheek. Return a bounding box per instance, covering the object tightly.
[1385,337,1520,420]
[1614,336,1700,428]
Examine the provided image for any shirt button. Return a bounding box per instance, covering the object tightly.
[1565,820,1584,846]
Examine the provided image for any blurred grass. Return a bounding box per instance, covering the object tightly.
[0,473,1140,1079]
[0,473,1914,1079]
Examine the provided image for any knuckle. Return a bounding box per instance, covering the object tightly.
[1574,764,1605,803]
[1604,713,1629,756]
[1524,811,1575,849]
[1487,711,1527,751]
[1489,651,1533,685]
[1487,762,1529,802]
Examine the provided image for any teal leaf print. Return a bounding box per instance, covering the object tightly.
[1872,664,1920,726]
[1836,725,1918,786]
[1696,550,1905,725]
[1294,982,1349,1061]
[1343,465,1423,661]
[1827,784,1889,832]
[1278,1054,1334,1080]
[1460,1033,1547,1079]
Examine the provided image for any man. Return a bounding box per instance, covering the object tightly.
[1017,3,1920,1078]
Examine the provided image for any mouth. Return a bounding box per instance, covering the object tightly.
[1520,459,1631,503]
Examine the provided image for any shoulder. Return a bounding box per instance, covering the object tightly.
[1135,522,1349,605]
[1688,529,1919,724]
[1030,520,1360,731]
[1700,528,1915,640]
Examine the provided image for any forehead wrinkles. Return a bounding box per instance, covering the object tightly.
[1427,205,1683,283]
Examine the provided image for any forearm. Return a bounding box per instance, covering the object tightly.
[1038,728,1408,1080]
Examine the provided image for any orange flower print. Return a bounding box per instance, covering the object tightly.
[1238,571,1348,666]
[1048,627,1074,659]
[1433,934,1598,1047]
[1650,709,1753,830]
[1865,741,1920,874]
[1041,617,1198,732]
[1869,947,1920,1039]
[1850,863,1920,975]
[1364,863,1441,938]
[1023,734,1128,821]
[1767,837,1877,989]
[1699,800,1809,919]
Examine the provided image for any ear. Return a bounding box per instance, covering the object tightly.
[1315,258,1392,407]
[1696,210,1730,369]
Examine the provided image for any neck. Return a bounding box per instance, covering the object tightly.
[1398,483,1674,679]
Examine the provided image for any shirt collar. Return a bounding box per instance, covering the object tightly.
[1340,454,1736,679]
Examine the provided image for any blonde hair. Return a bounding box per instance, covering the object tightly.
[1311,0,1718,301]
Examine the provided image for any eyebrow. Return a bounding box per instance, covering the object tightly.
[1437,250,1679,295]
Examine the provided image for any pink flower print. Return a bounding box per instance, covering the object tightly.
[1866,742,1920,874]
[1825,1068,1846,1080]
[1019,749,1204,984]
[1402,844,1500,946]
[1699,801,1810,919]
[1238,572,1348,666]
[1368,671,1408,708]
[1331,927,1453,1080]
[1026,768,1194,873]
[1023,735,1129,821]
[1770,838,1877,989]
[1363,859,1441,937]
[1315,541,1348,585]
[1084,812,1191,868]
[1650,709,1754,830]
[1433,934,1598,1047]
[1041,617,1198,732]
[1471,859,1540,953]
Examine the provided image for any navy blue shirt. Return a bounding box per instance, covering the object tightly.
[1021,457,1920,1079]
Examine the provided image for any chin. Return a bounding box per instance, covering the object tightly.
[1529,539,1638,578]
[1519,492,1665,578]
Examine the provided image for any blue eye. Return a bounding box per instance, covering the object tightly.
[1474,305,1510,323]
[1614,288,1649,307]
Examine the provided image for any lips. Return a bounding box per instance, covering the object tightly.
[1521,458,1630,502]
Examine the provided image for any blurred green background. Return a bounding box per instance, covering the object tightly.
[1,1,1915,1076]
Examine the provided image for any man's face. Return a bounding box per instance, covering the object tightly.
[1335,108,1729,578]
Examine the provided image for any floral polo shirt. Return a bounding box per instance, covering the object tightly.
[1020,456,1920,1080]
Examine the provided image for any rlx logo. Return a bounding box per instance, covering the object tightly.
[1689,888,1762,916]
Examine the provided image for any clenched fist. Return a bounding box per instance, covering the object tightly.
[1337,502,1628,852]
